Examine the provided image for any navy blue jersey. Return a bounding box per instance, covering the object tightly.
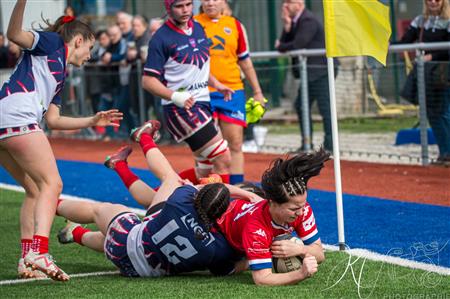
[0,31,66,128]
[142,185,239,275]
[143,19,211,105]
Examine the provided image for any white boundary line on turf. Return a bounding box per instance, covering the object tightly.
[0,183,146,215]
[0,271,120,286]
[324,245,450,276]
[1,183,449,286]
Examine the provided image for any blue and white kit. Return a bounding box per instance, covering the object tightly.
[0,31,66,131]
[104,185,240,277]
[143,20,216,143]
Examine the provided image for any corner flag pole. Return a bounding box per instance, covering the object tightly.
[327,57,346,251]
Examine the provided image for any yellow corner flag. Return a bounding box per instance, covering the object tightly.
[323,0,392,66]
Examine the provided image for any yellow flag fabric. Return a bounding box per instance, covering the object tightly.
[323,0,392,66]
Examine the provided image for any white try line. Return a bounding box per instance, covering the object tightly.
[324,245,450,276]
[0,183,449,287]
[0,271,120,286]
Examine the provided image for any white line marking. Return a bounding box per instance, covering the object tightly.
[0,183,146,215]
[0,183,449,287]
[324,245,450,276]
[0,271,120,286]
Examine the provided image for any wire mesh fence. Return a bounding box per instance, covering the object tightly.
[1,43,448,164]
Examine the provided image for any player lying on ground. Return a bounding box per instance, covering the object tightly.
[60,120,328,284]
[56,120,247,277]
[214,148,330,285]
[0,0,122,281]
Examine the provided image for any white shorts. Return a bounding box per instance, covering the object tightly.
[0,124,42,140]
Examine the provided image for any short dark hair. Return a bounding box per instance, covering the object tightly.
[194,183,230,239]
[261,148,330,204]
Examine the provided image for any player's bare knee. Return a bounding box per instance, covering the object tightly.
[228,139,242,153]
[54,178,63,194]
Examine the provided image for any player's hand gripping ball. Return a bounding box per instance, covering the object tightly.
[198,174,223,185]
[246,97,268,124]
[272,233,304,273]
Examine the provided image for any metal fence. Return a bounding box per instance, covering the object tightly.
[1,42,449,164]
[249,42,450,165]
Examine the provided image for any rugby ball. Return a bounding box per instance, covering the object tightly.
[272,233,304,273]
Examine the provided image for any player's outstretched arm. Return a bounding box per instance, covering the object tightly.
[45,104,123,130]
[251,255,318,286]
[7,0,34,49]
[224,184,264,203]
[271,238,325,264]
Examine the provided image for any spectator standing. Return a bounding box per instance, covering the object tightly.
[116,11,134,42]
[128,15,152,125]
[275,0,335,152]
[129,15,151,63]
[399,0,450,166]
[100,25,134,139]
[149,17,164,36]
[64,5,76,18]
[195,0,266,185]
[85,30,111,119]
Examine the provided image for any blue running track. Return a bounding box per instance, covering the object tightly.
[1,159,449,268]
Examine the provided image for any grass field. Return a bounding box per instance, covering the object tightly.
[1,188,449,299]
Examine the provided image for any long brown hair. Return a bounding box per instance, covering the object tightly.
[423,0,450,19]
[39,15,94,43]
[261,148,330,203]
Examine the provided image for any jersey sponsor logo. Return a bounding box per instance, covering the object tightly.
[303,205,310,217]
[177,44,189,51]
[233,203,258,222]
[253,229,267,238]
[211,35,225,51]
[247,247,270,254]
[303,214,315,231]
[231,110,245,121]
[224,27,232,35]
[180,213,216,246]
[247,241,270,255]
[187,81,208,92]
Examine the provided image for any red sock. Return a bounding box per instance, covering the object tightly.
[72,226,91,245]
[32,235,49,254]
[115,161,139,189]
[219,174,230,184]
[55,198,63,216]
[178,168,199,184]
[21,239,32,258]
[139,133,157,155]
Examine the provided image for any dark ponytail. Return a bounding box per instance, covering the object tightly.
[194,183,230,239]
[261,148,331,204]
[39,15,94,43]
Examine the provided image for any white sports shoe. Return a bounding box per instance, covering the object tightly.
[24,251,70,281]
[17,257,47,279]
[57,221,81,244]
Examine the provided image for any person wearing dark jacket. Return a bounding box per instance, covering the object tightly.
[276,0,336,152]
[398,0,450,166]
